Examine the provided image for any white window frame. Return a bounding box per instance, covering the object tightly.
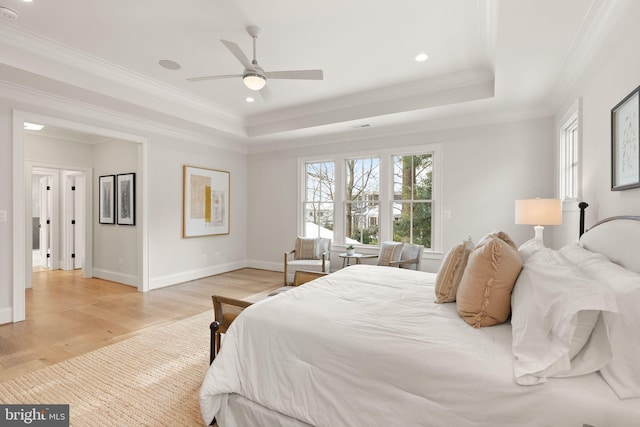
[558,99,581,201]
[301,159,336,240]
[298,144,442,253]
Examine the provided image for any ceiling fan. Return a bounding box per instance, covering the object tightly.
[187,26,324,95]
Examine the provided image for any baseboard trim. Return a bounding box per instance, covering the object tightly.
[247,260,282,272]
[92,268,138,287]
[149,260,248,290]
[0,306,13,325]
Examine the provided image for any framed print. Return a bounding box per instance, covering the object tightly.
[99,175,115,224]
[183,165,230,237]
[116,173,136,225]
[612,85,640,191]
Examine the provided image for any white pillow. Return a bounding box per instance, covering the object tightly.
[511,247,617,385]
[560,243,640,399]
[517,238,544,262]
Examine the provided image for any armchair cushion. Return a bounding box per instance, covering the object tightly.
[377,241,404,266]
[295,237,319,260]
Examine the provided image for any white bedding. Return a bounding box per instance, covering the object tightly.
[200,265,640,427]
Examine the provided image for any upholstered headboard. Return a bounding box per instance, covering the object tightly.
[580,216,640,274]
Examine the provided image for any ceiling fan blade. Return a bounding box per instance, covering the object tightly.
[258,85,274,102]
[187,74,242,82]
[264,69,323,80]
[221,39,255,71]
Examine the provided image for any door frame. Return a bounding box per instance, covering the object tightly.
[12,110,149,322]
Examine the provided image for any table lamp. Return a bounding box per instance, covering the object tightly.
[515,198,562,245]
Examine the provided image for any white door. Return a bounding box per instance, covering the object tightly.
[62,173,85,270]
[74,175,85,270]
[38,175,51,270]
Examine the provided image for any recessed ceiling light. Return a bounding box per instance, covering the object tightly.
[158,59,181,70]
[24,122,44,131]
[21,0,33,3]
[245,97,255,103]
[415,53,429,62]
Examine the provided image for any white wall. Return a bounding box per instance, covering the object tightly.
[93,139,140,286]
[247,116,556,273]
[25,133,93,166]
[0,104,12,323]
[147,135,248,289]
[554,0,640,234]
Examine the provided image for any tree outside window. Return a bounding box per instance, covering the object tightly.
[304,161,334,239]
[392,154,433,248]
[345,157,379,245]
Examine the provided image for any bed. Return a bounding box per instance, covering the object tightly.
[200,216,640,426]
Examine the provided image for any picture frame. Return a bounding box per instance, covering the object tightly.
[183,165,230,238]
[99,175,115,224]
[116,173,136,225]
[611,85,640,191]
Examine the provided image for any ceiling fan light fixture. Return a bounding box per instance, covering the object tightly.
[243,73,266,91]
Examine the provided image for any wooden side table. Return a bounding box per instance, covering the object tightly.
[339,253,377,268]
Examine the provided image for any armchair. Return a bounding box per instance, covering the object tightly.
[284,237,331,284]
[210,295,253,363]
[389,243,424,270]
[376,241,424,271]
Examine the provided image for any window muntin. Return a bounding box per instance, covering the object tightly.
[345,157,380,245]
[392,154,433,247]
[560,112,579,200]
[304,161,335,239]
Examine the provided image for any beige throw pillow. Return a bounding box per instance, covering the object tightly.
[295,237,318,260]
[434,238,473,303]
[456,237,522,328]
[478,231,518,250]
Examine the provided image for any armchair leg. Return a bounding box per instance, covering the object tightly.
[283,252,288,284]
[209,321,220,365]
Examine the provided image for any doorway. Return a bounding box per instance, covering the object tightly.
[31,168,86,278]
[12,110,149,323]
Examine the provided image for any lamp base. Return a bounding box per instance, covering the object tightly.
[534,225,545,244]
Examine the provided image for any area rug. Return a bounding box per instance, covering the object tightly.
[0,311,213,426]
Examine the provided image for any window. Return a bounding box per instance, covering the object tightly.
[392,154,433,247]
[299,145,440,252]
[303,161,335,239]
[559,110,579,200]
[345,157,380,245]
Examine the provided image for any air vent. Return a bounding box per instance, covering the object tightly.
[0,6,18,20]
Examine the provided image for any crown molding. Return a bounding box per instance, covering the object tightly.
[247,103,552,154]
[551,0,635,110]
[248,68,495,137]
[24,128,108,144]
[0,81,249,153]
[0,22,247,138]
[478,0,498,73]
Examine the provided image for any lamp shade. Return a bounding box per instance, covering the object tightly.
[515,198,562,225]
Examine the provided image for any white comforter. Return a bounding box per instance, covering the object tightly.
[200,265,640,427]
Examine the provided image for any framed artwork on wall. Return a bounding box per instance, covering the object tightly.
[117,173,136,225]
[611,85,640,191]
[99,175,115,224]
[183,165,230,238]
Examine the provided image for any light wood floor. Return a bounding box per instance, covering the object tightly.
[0,268,283,383]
